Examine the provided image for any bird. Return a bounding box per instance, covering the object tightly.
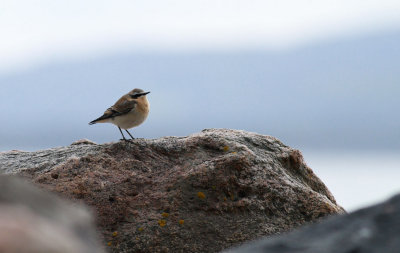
[89,88,150,141]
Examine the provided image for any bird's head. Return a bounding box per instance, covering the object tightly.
[129,89,150,99]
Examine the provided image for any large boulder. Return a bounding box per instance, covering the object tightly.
[224,193,400,253]
[0,129,344,252]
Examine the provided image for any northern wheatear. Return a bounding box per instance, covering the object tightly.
[89,88,150,140]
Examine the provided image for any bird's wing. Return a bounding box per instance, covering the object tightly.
[89,95,137,124]
[110,95,137,115]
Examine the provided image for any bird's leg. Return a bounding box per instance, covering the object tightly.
[118,127,128,141]
[125,129,135,140]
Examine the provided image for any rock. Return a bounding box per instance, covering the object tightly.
[0,175,104,253]
[0,129,344,252]
[0,143,103,174]
[224,194,400,253]
[71,138,97,145]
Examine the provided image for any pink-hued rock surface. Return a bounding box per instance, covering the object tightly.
[0,129,345,253]
[0,176,104,253]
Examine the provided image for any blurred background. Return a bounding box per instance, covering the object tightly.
[0,0,399,211]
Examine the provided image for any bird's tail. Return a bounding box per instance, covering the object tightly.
[89,117,102,125]
[89,115,110,125]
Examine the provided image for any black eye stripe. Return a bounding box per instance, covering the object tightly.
[130,91,149,99]
[130,94,142,99]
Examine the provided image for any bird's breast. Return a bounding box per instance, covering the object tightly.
[111,97,149,129]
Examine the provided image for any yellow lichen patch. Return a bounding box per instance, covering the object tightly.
[107,242,112,246]
[161,212,169,218]
[223,197,227,201]
[223,146,229,151]
[158,219,166,227]
[232,152,237,154]
[197,191,206,199]
[138,227,144,232]
[112,231,118,237]
[179,219,184,225]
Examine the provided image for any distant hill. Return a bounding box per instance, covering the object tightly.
[1,31,399,151]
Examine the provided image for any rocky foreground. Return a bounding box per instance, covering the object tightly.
[0,129,344,252]
[0,176,104,253]
[225,193,400,253]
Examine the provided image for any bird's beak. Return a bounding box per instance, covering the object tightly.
[141,91,150,96]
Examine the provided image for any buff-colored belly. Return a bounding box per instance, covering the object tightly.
[110,108,149,129]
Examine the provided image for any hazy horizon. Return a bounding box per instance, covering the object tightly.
[1,29,399,152]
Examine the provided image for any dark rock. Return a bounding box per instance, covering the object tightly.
[0,129,344,252]
[0,175,104,253]
[224,194,400,253]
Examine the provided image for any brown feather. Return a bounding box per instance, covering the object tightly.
[89,94,137,124]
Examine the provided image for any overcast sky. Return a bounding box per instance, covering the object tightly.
[1,0,400,74]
